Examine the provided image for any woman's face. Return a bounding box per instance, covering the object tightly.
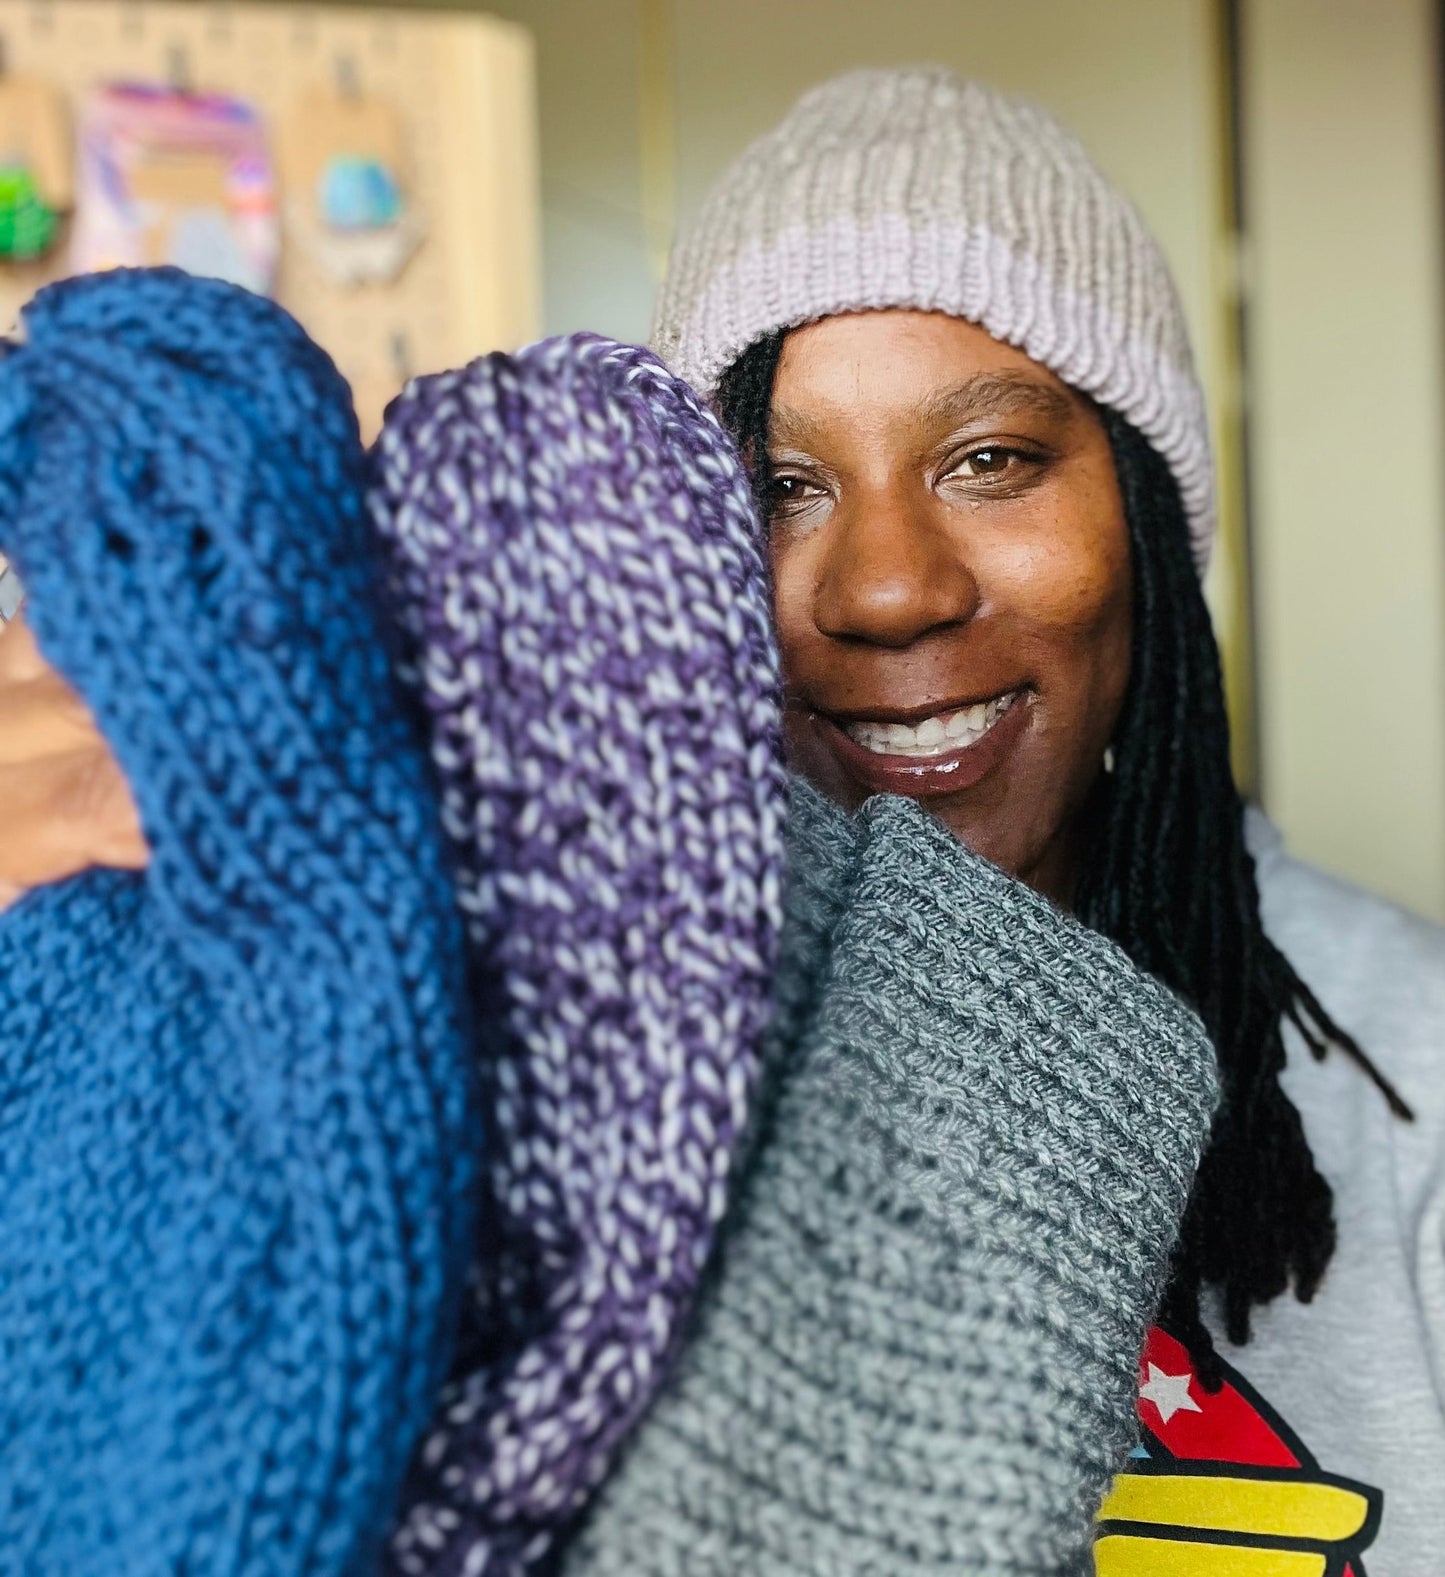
[768,309,1133,904]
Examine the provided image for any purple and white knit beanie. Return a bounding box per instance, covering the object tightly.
[368,335,786,1575]
[653,66,1216,570]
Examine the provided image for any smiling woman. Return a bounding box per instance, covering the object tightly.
[673,64,1445,1574]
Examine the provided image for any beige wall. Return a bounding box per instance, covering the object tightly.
[474,0,656,342]
[483,0,1227,389]
[1244,0,1445,920]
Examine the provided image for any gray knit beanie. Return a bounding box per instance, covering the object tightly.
[561,784,1220,1576]
[653,66,1215,569]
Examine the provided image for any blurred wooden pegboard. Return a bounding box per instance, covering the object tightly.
[0,0,541,435]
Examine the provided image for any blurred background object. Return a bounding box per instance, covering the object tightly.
[0,0,540,435]
[1,0,1441,924]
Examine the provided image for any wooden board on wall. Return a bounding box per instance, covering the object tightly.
[0,0,541,435]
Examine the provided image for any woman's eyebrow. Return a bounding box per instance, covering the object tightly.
[767,403,827,449]
[917,370,1077,428]
[767,369,1077,452]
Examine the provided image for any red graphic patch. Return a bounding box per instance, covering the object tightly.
[1094,1326,1382,1577]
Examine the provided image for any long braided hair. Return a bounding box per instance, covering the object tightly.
[717,330,1412,1377]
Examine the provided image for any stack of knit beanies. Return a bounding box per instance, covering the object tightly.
[0,269,1219,1576]
[369,336,787,1575]
[0,269,479,1573]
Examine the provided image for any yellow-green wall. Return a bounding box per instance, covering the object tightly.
[1244,0,1445,921]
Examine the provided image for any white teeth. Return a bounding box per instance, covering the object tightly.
[946,703,986,740]
[846,693,1019,758]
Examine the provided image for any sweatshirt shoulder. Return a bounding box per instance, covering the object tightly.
[1248,811,1445,1119]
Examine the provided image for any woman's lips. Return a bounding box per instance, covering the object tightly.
[813,689,1032,799]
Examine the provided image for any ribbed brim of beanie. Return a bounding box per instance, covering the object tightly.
[652,66,1215,571]
[370,335,786,1575]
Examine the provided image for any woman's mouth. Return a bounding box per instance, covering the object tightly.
[813,688,1032,798]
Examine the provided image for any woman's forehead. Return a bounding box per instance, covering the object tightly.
[771,311,1082,440]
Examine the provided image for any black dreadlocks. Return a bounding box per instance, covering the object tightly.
[717,331,1412,1379]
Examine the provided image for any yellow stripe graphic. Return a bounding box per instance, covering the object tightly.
[1095,1532,1327,1576]
[1099,1472,1371,1543]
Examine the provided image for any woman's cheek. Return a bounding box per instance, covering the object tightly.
[782,708,864,808]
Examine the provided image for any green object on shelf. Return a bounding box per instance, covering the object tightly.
[0,166,58,260]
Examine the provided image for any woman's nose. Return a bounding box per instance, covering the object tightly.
[812,495,980,649]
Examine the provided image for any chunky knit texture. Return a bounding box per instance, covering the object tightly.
[369,336,786,1575]
[653,66,1216,570]
[563,787,1221,1576]
[0,269,478,1575]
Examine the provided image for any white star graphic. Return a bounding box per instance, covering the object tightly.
[1138,1362,1203,1425]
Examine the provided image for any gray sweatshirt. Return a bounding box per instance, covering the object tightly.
[1097,816,1445,1577]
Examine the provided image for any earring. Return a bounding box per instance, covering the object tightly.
[1103,745,1116,775]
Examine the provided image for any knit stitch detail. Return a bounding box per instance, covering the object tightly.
[0,268,478,1575]
[652,67,1216,570]
[369,335,786,1576]
[562,793,1220,1575]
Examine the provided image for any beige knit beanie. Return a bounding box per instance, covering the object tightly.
[653,66,1216,569]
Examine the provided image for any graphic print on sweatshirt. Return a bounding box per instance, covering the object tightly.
[1095,1326,1382,1576]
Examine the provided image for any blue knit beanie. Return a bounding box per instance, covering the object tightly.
[0,269,479,1575]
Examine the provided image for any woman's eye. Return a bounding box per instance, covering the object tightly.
[770,474,819,511]
[955,447,1014,478]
